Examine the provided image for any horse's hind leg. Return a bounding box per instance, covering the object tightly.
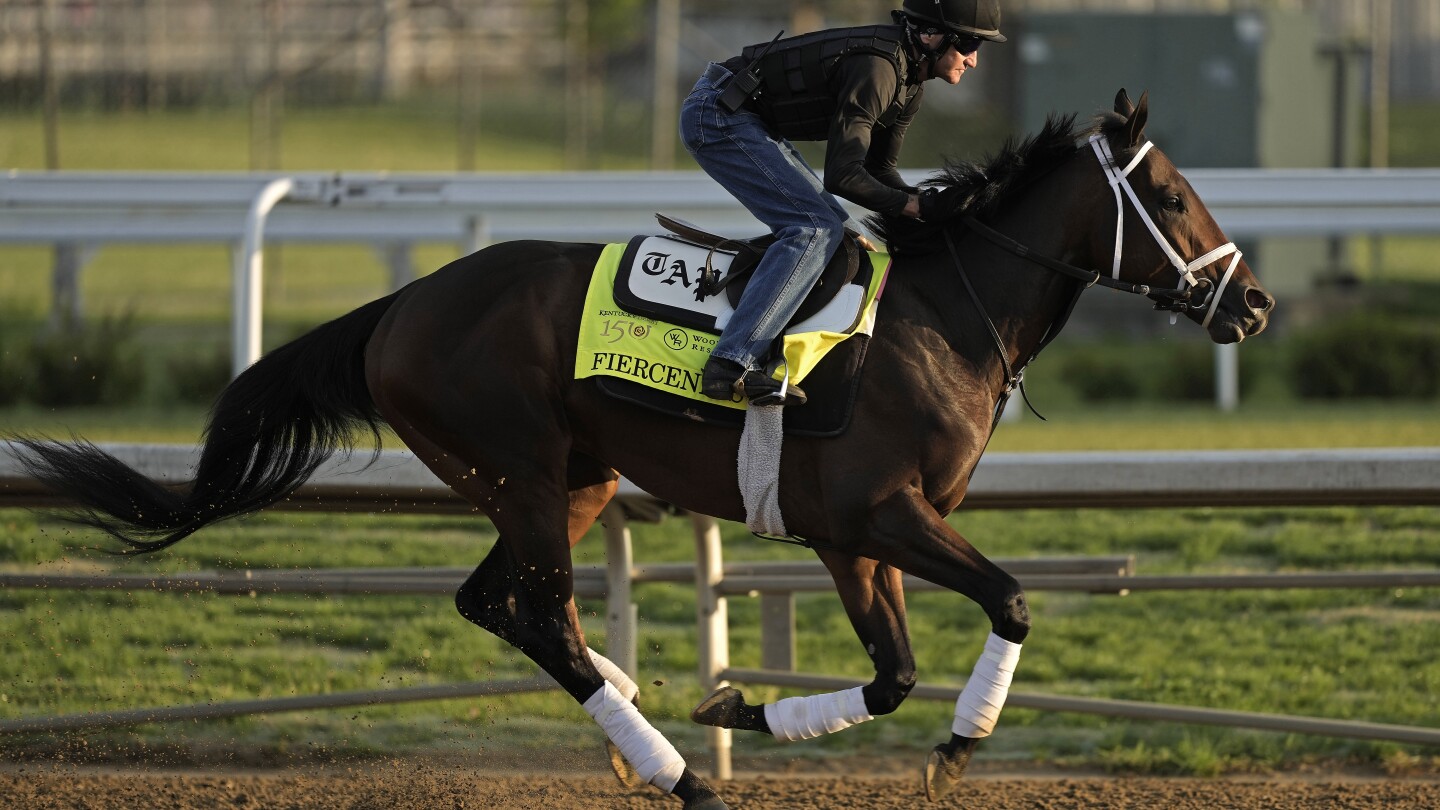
[453,454,636,690]
[691,554,916,741]
[452,452,644,788]
[380,414,724,808]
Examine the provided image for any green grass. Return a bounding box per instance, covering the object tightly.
[2,503,1438,773]
[0,243,456,328]
[5,97,1438,171]
[989,401,1440,451]
[0,100,650,172]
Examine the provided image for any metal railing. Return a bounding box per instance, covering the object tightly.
[5,168,1440,379]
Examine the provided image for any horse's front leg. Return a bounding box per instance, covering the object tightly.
[863,486,1030,801]
[689,553,915,741]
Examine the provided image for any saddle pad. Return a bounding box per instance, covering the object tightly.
[575,241,889,412]
[612,235,869,336]
[594,335,870,437]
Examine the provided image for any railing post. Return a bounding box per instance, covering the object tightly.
[759,592,795,671]
[463,214,487,257]
[1215,342,1238,412]
[48,241,92,330]
[231,177,294,377]
[691,512,731,780]
[600,502,637,678]
[381,241,416,292]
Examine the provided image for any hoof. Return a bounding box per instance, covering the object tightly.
[682,797,729,810]
[605,739,644,789]
[690,685,746,729]
[923,741,975,802]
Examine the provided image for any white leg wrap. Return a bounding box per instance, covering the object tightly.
[951,632,1022,739]
[584,682,686,792]
[587,648,639,702]
[763,685,874,743]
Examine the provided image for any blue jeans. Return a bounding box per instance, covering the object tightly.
[680,62,854,372]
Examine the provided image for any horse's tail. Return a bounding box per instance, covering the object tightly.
[15,291,403,553]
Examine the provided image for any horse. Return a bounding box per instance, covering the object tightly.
[14,90,1273,808]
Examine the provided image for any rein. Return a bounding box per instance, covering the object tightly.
[961,216,1184,302]
[941,228,1053,429]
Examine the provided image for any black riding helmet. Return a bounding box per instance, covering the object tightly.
[897,0,1007,44]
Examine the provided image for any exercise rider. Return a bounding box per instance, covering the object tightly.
[681,0,1006,406]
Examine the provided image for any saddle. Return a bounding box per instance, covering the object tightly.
[655,214,864,327]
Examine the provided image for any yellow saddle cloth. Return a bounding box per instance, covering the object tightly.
[575,241,889,410]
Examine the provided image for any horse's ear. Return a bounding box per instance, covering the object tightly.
[1122,90,1149,147]
[1114,88,1134,117]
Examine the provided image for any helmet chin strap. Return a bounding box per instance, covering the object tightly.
[1088,134,1240,329]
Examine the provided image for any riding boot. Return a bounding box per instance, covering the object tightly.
[700,356,747,401]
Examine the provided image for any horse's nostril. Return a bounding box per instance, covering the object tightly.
[1244,287,1273,313]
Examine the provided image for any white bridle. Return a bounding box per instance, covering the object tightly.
[1089,134,1240,329]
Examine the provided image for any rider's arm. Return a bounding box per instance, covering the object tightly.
[865,85,923,194]
[822,55,913,217]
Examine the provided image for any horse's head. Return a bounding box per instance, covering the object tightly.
[1091,89,1275,343]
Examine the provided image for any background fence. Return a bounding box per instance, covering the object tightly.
[3,167,1438,404]
[2,441,1437,776]
[4,1,1438,160]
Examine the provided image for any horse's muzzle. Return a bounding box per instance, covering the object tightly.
[1208,283,1275,343]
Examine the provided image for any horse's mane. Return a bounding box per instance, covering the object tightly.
[865,111,1125,255]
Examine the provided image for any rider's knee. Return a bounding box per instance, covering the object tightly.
[782,218,844,251]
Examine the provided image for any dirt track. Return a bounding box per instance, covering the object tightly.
[3,764,1439,810]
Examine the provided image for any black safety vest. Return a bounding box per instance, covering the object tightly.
[736,24,918,142]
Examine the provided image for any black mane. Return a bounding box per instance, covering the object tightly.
[866,112,1124,255]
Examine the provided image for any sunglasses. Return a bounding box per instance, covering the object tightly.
[949,35,983,56]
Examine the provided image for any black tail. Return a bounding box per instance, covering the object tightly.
[15,292,402,553]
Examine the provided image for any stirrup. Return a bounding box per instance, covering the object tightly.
[738,366,806,407]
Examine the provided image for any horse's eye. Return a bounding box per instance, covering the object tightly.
[1160,195,1183,212]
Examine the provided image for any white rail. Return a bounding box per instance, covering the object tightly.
[4,443,1436,511]
[5,168,1440,377]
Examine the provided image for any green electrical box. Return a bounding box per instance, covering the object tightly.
[1018,11,1334,168]
[1017,11,1351,297]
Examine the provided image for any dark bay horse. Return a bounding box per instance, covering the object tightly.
[15,91,1272,808]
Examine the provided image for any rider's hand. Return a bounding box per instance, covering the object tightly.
[915,187,958,222]
[902,194,922,219]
